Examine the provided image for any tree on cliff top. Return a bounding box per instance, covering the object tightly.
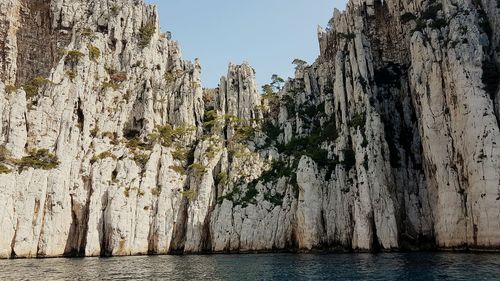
[271,74,285,91]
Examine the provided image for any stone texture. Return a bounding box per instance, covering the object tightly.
[0,0,499,258]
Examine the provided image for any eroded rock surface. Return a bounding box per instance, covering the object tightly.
[0,0,499,258]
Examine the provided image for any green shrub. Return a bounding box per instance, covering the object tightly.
[90,151,117,164]
[66,70,76,81]
[264,192,284,206]
[400,12,417,23]
[341,148,356,171]
[412,19,427,33]
[5,84,17,94]
[103,131,116,140]
[138,23,156,48]
[132,152,150,168]
[259,160,294,184]
[180,189,197,200]
[322,119,339,141]
[205,143,221,160]
[90,126,99,137]
[232,124,256,143]
[0,164,11,174]
[203,109,221,131]
[171,146,188,161]
[189,163,206,177]
[0,145,11,162]
[15,149,60,170]
[281,95,295,117]
[124,187,130,197]
[241,184,258,206]
[263,121,281,146]
[151,186,162,196]
[23,76,51,100]
[65,50,85,65]
[88,45,101,62]
[101,81,120,91]
[337,32,356,40]
[81,28,95,38]
[429,18,447,29]
[138,189,145,197]
[262,84,274,95]
[164,71,175,83]
[349,112,366,130]
[421,3,442,19]
[215,172,229,186]
[216,184,259,206]
[169,165,186,175]
[126,137,153,151]
[149,124,195,147]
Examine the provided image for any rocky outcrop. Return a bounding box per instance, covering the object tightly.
[0,0,499,258]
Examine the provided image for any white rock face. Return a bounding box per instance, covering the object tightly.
[0,0,499,258]
[296,156,325,250]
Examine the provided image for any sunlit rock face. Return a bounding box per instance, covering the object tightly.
[0,0,498,258]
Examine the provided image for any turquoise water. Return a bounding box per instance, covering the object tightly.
[0,253,499,280]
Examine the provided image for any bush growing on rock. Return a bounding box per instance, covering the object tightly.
[400,12,417,23]
[5,84,17,94]
[349,112,366,130]
[169,165,186,175]
[149,124,195,147]
[0,145,11,162]
[0,164,11,174]
[341,148,356,171]
[189,163,206,177]
[126,137,153,151]
[15,149,60,170]
[0,146,13,174]
[180,189,197,200]
[65,50,85,65]
[171,146,189,161]
[263,120,281,145]
[66,70,76,81]
[264,191,284,206]
[151,186,162,196]
[164,70,175,84]
[421,3,442,19]
[23,76,52,100]
[80,28,95,38]
[337,32,356,40]
[262,84,273,95]
[88,44,101,62]
[138,23,156,48]
[101,81,120,91]
[131,152,150,169]
[215,172,229,187]
[90,151,117,164]
[270,74,285,91]
[292,58,307,69]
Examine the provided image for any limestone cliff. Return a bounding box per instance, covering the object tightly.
[0,0,498,258]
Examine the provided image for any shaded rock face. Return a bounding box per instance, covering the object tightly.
[0,0,499,258]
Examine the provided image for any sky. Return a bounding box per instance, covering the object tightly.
[145,0,348,88]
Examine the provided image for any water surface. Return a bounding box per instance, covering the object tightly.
[0,252,499,280]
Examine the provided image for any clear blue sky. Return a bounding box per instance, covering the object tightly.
[145,0,347,88]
